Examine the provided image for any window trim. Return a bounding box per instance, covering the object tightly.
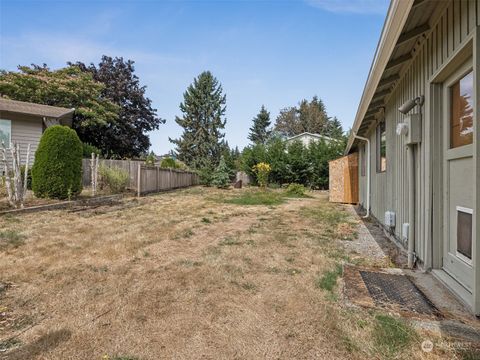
[376,121,386,173]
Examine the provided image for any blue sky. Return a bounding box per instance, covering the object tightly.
[0,0,388,154]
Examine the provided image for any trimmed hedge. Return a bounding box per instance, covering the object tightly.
[32,125,83,199]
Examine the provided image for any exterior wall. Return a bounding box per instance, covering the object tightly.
[2,112,43,168]
[358,0,479,265]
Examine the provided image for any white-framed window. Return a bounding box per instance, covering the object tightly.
[0,119,12,146]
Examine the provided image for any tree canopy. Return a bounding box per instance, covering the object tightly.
[274,96,344,138]
[248,105,271,145]
[0,64,119,132]
[71,56,164,158]
[169,71,227,171]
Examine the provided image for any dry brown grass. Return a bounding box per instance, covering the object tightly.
[0,187,467,359]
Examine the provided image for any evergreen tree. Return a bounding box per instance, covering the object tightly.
[212,156,231,189]
[326,116,344,139]
[169,71,226,171]
[274,96,333,137]
[248,105,271,144]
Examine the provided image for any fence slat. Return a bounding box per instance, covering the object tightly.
[82,159,199,196]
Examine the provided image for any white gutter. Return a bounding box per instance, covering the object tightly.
[345,0,414,154]
[353,133,370,218]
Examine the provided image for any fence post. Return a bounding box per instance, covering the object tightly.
[137,164,141,197]
[156,166,159,192]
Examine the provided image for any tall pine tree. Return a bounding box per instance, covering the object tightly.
[248,105,271,145]
[169,71,226,170]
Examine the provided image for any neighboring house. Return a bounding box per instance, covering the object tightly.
[285,132,334,146]
[0,98,74,168]
[345,0,479,314]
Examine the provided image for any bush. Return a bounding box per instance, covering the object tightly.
[212,156,231,189]
[160,157,177,169]
[20,165,32,190]
[99,166,129,194]
[32,126,83,199]
[252,162,271,189]
[285,183,306,197]
[145,152,156,166]
[198,166,213,186]
[82,142,101,158]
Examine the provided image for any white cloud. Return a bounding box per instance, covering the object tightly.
[306,0,389,14]
[0,32,190,70]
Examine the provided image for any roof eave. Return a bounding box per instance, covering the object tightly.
[345,0,414,154]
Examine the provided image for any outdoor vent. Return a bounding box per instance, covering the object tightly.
[384,211,396,228]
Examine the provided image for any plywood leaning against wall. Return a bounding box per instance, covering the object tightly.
[329,153,359,204]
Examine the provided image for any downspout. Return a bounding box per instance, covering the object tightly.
[407,143,416,268]
[353,133,370,218]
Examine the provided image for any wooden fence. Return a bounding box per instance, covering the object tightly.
[82,159,199,195]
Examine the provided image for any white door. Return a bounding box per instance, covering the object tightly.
[442,60,475,293]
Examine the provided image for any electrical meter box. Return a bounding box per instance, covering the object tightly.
[405,114,422,145]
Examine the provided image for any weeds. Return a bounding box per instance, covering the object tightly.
[316,263,343,292]
[372,314,417,358]
[219,236,241,246]
[0,230,26,249]
[224,190,285,206]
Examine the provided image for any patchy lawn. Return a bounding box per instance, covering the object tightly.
[0,187,469,359]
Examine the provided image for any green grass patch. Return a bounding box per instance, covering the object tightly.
[372,314,417,358]
[0,230,26,249]
[224,190,285,206]
[316,263,343,292]
[201,217,211,224]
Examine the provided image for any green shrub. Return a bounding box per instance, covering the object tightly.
[20,165,32,190]
[160,157,177,169]
[212,156,231,189]
[198,166,214,186]
[145,152,156,166]
[31,125,83,199]
[99,166,129,194]
[285,183,306,197]
[82,142,101,158]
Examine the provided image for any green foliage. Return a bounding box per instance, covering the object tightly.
[240,137,343,189]
[372,314,417,357]
[20,165,32,191]
[82,142,101,158]
[212,156,231,189]
[252,162,271,189]
[99,166,129,194]
[160,157,177,169]
[145,151,156,166]
[72,56,165,158]
[248,105,271,144]
[198,165,214,186]
[169,71,226,171]
[31,125,83,199]
[285,183,306,197]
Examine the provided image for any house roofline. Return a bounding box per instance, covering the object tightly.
[287,132,334,141]
[345,0,414,154]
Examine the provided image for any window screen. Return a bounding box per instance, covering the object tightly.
[457,208,472,260]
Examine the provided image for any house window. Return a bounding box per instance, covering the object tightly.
[376,121,386,172]
[0,119,11,146]
[360,144,366,177]
[450,70,474,149]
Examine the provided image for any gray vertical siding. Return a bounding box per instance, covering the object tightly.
[1,112,43,168]
[359,0,479,264]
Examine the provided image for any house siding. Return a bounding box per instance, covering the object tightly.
[2,112,43,168]
[358,0,479,265]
